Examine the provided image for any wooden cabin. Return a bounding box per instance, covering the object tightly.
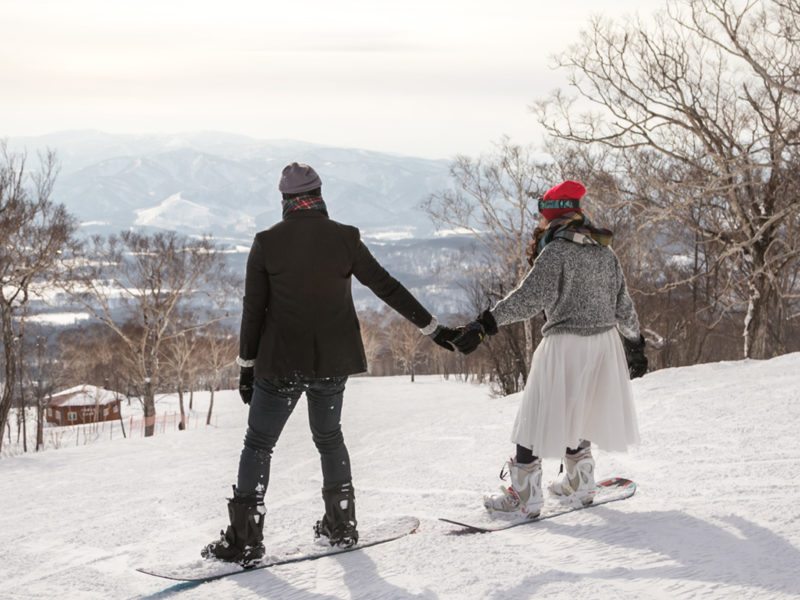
[46,385,122,426]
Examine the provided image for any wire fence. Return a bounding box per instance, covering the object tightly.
[1,411,219,458]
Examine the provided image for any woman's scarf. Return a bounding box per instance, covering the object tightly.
[282,194,328,218]
[526,212,613,266]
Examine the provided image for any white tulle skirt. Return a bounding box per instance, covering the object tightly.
[511,329,640,458]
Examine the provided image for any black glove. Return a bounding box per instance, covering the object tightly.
[453,310,498,355]
[622,334,648,379]
[429,325,460,351]
[239,367,255,405]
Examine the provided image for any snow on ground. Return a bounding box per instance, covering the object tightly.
[2,390,232,458]
[1,356,800,600]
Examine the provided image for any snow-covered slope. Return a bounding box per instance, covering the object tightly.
[1,355,799,599]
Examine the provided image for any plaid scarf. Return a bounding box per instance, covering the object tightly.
[535,212,613,257]
[282,194,328,218]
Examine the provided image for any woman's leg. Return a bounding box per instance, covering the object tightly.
[515,444,538,464]
[566,439,591,455]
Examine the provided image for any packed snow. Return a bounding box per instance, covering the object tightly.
[1,355,799,599]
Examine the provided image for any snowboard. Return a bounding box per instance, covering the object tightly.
[137,515,419,583]
[440,477,636,533]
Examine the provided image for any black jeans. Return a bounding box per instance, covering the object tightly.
[237,376,351,497]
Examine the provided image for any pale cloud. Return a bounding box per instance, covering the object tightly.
[0,0,662,158]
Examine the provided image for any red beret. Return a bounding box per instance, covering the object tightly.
[542,180,586,201]
[539,180,586,220]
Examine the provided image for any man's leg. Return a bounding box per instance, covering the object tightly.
[204,377,302,563]
[305,376,351,485]
[236,377,303,496]
[306,377,357,546]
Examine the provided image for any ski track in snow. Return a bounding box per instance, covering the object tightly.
[1,358,800,599]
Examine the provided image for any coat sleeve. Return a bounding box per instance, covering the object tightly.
[238,235,269,363]
[489,243,562,327]
[614,253,641,341]
[351,234,433,329]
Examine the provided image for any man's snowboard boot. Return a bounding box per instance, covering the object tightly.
[548,444,597,505]
[483,458,544,517]
[201,486,266,565]
[314,481,359,548]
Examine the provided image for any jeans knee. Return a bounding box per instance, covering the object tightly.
[312,427,344,452]
[244,428,278,455]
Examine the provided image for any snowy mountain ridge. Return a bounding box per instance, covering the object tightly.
[8,131,454,243]
[9,131,477,315]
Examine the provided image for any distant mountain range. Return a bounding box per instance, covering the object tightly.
[8,131,455,244]
[9,131,481,315]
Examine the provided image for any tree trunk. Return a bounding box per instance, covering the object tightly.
[743,247,774,360]
[206,387,215,426]
[19,402,27,453]
[0,309,17,453]
[143,377,156,437]
[36,393,44,452]
[17,335,28,452]
[745,286,774,360]
[177,388,186,430]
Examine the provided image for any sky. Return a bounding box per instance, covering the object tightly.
[1,0,661,159]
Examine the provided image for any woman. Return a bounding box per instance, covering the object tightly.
[453,180,647,516]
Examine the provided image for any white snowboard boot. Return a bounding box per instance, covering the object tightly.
[548,446,596,505]
[484,458,544,517]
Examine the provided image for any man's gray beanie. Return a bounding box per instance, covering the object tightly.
[279,162,322,194]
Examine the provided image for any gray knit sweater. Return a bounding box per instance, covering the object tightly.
[490,239,641,340]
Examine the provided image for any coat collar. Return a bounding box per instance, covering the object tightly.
[283,209,328,221]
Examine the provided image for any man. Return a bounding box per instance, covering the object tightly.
[203,162,458,564]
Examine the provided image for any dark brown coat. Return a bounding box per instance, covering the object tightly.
[239,210,432,379]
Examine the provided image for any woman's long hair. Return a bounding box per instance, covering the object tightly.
[526,210,613,266]
[525,224,548,266]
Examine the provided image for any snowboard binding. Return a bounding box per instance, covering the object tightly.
[201,486,266,566]
[314,481,359,548]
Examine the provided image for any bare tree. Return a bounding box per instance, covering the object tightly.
[160,314,202,430]
[196,324,237,426]
[65,231,229,436]
[358,309,389,375]
[57,323,133,390]
[0,145,76,452]
[31,335,57,452]
[422,138,545,367]
[385,318,425,382]
[536,0,800,359]
[16,333,60,452]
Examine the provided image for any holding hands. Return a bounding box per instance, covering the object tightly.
[428,324,461,351]
[425,310,497,354]
[452,310,498,354]
[428,310,498,355]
